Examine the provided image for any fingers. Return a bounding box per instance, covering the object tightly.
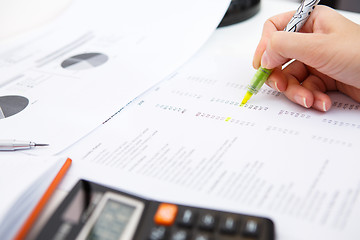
[267,61,333,111]
[297,75,332,112]
[265,67,287,92]
[265,60,305,93]
[300,5,342,34]
[253,11,295,69]
[282,74,314,109]
[279,73,331,112]
[252,5,360,110]
[269,66,360,111]
[254,5,339,70]
[261,31,329,70]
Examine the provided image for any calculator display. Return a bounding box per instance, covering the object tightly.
[85,200,135,240]
[76,192,145,240]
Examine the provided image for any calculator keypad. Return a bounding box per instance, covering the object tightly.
[177,209,196,227]
[220,216,237,234]
[146,204,274,240]
[154,203,179,226]
[149,226,167,240]
[198,213,216,231]
[36,180,274,240]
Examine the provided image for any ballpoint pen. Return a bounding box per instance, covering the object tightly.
[0,140,49,151]
[241,0,321,105]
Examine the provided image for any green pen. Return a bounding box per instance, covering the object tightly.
[241,0,320,106]
[241,67,272,105]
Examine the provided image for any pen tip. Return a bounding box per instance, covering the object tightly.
[35,143,49,147]
[240,91,253,106]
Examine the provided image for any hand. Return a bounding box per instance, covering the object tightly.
[253,6,360,111]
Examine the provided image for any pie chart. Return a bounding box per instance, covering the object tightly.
[61,53,108,70]
[0,95,29,119]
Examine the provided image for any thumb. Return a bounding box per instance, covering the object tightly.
[261,31,328,70]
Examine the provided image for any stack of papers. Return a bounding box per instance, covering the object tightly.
[0,0,230,238]
[0,156,68,240]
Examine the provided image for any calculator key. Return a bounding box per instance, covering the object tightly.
[220,216,238,234]
[177,209,196,227]
[192,233,213,240]
[242,219,260,237]
[170,229,190,240]
[198,213,216,231]
[148,226,167,240]
[154,203,178,226]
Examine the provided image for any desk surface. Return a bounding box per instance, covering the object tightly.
[14,0,360,239]
[0,0,72,41]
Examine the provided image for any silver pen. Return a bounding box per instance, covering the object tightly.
[284,0,321,32]
[0,140,49,151]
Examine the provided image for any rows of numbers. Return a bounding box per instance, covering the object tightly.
[210,97,240,106]
[311,135,352,147]
[258,88,281,97]
[225,82,247,90]
[210,97,269,111]
[322,119,360,129]
[241,103,269,111]
[186,75,217,85]
[171,89,202,99]
[195,112,255,127]
[155,104,187,114]
[225,81,281,97]
[332,101,360,111]
[278,109,311,119]
[265,125,300,136]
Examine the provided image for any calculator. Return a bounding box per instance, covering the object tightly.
[37,180,275,240]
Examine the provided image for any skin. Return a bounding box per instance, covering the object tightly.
[253,5,360,111]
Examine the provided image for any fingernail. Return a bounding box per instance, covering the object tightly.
[294,95,309,108]
[267,80,281,92]
[267,80,275,90]
[314,100,328,112]
[274,81,281,92]
[261,51,270,69]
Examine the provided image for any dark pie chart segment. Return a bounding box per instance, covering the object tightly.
[61,53,108,70]
[0,95,29,119]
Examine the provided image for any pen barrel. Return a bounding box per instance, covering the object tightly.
[247,67,273,95]
[0,140,33,151]
[284,0,320,32]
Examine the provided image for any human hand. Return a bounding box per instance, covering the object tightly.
[253,5,360,111]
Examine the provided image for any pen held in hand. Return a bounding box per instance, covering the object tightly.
[0,140,49,151]
[241,0,320,106]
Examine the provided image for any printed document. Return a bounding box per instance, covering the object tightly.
[61,51,360,240]
[0,0,230,154]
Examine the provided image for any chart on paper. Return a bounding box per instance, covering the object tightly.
[61,53,108,70]
[0,0,231,154]
[0,95,29,119]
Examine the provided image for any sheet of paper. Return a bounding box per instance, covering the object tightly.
[60,48,360,240]
[0,156,67,240]
[0,0,230,155]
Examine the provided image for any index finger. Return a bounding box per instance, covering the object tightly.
[253,11,295,69]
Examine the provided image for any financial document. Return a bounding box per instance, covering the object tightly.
[0,0,230,154]
[60,47,360,240]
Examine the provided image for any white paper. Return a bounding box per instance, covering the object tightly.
[0,0,230,155]
[60,50,360,240]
